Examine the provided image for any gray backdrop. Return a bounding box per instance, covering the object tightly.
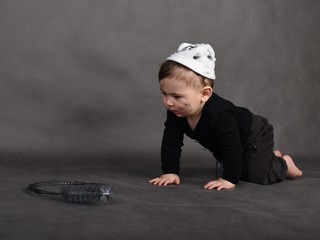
[1,0,319,157]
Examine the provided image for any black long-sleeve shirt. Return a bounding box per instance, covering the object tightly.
[161,93,253,184]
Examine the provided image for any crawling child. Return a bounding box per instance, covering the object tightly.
[149,43,302,190]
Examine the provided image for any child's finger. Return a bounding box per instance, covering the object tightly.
[159,178,171,186]
[149,178,159,183]
[149,177,162,185]
[217,185,224,191]
[204,180,218,187]
[204,181,220,190]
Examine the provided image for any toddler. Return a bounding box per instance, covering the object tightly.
[149,43,302,190]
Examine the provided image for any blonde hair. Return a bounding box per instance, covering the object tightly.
[159,60,213,88]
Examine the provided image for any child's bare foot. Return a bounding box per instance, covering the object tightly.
[274,150,282,157]
[282,155,303,179]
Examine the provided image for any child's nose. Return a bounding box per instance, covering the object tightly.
[167,102,174,107]
[165,97,174,106]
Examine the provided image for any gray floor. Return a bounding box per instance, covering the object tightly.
[0,151,319,240]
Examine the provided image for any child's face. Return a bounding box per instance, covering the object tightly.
[159,70,206,118]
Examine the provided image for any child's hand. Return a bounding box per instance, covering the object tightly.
[149,174,180,186]
[204,178,236,191]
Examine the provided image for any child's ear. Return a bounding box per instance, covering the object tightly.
[201,86,213,102]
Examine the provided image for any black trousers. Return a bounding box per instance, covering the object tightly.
[241,114,288,185]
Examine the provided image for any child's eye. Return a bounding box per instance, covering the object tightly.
[174,96,182,99]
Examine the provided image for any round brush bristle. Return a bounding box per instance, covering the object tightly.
[61,184,112,204]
